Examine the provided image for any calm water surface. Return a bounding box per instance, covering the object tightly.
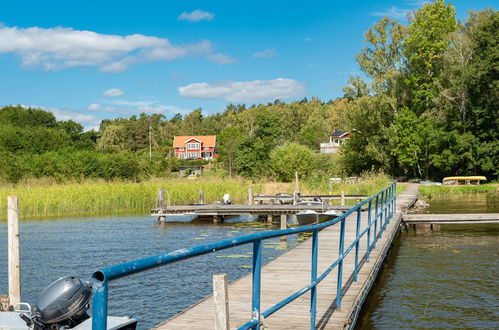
[0,215,302,329]
[357,192,499,329]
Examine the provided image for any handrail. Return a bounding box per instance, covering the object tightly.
[91,182,397,330]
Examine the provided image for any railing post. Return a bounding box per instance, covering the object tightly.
[251,240,262,329]
[379,191,384,238]
[366,199,372,262]
[383,190,390,230]
[373,195,379,248]
[310,230,318,329]
[91,278,108,330]
[393,183,397,215]
[354,208,361,282]
[386,186,391,225]
[213,273,230,330]
[336,218,346,308]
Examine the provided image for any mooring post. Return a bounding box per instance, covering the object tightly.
[157,188,166,208]
[267,214,273,224]
[340,191,345,206]
[280,214,287,241]
[213,273,230,330]
[7,196,21,309]
[248,188,253,205]
[199,190,205,204]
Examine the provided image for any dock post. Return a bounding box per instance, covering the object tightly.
[248,188,253,205]
[340,191,345,206]
[199,190,205,204]
[157,188,166,208]
[213,273,230,330]
[267,214,273,224]
[280,215,287,241]
[7,196,21,309]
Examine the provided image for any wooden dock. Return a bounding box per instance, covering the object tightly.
[402,213,499,224]
[154,184,419,329]
[152,204,356,217]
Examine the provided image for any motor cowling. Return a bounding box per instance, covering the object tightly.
[34,276,92,326]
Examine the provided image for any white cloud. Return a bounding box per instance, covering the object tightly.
[371,6,410,19]
[253,48,278,58]
[102,88,124,97]
[0,25,233,72]
[88,100,190,115]
[24,105,102,130]
[178,9,215,22]
[178,78,307,103]
[205,53,236,64]
[88,103,102,111]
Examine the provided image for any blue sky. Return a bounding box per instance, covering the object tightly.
[0,0,496,129]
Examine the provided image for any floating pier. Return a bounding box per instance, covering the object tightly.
[153,184,419,329]
[402,213,499,224]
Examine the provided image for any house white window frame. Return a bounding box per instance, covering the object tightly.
[179,153,185,158]
[187,142,200,150]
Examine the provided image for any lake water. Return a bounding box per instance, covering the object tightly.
[356,192,499,329]
[0,215,302,329]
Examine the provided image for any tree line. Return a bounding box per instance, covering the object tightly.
[0,1,496,184]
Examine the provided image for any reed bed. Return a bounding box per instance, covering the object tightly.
[301,172,393,196]
[0,178,262,220]
[420,184,497,198]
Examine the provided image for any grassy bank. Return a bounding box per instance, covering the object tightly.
[301,172,393,196]
[420,184,497,198]
[0,178,263,220]
[0,174,398,220]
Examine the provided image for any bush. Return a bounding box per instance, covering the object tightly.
[270,143,316,181]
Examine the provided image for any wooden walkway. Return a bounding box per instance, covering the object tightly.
[154,184,419,329]
[402,213,499,224]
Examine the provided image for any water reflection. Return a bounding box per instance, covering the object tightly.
[356,224,499,329]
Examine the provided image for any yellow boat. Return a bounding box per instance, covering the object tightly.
[442,176,487,185]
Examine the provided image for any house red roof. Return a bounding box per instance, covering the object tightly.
[173,135,216,148]
[331,131,350,138]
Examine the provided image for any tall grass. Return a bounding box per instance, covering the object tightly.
[301,172,393,196]
[0,178,262,220]
[420,184,497,198]
[0,173,399,220]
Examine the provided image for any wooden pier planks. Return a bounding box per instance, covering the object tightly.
[402,213,499,224]
[154,184,420,329]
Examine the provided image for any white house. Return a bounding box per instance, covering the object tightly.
[320,130,351,154]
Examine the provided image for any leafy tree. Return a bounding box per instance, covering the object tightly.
[356,17,406,94]
[403,0,457,114]
[270,143,316,182]
[218,127,243,176]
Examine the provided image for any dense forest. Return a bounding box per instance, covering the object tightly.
[0,1,497,184]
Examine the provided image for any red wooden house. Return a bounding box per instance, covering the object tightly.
[173,135,218,160]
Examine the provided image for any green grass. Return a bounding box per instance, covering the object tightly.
[420,184,497,198]
[302,172,393,196]
[0,173,399,220]
[0,178,263,220]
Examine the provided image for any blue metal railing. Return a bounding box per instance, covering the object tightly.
[91,182,397,329]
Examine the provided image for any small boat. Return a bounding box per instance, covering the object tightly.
[296,200,343,225]
[442,176,487,185]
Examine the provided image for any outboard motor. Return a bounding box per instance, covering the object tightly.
[20,276,92,329]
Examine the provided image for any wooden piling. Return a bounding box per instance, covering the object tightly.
[213,273,230,330]
[248,189,253,205]
[7,196,21,308]
[157,188,166,208]
[267,214,273,224]
[340,191,345,206]
[280,215,287,241]
[199,190,205,204]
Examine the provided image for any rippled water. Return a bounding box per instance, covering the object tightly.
[0,215,302,329]
[421,192,499,213]
[356,224,499,329]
